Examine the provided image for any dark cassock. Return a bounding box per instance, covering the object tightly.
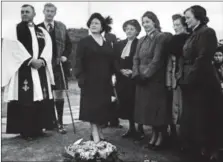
[2,21,56,138]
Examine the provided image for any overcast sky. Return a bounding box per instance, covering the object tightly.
[2,1,223,40]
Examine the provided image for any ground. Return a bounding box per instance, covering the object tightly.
[1,81,189,162]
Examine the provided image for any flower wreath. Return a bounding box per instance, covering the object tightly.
[63,139,122,162]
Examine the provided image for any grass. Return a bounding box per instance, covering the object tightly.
[2,121,190,162]
[1,81,191,162]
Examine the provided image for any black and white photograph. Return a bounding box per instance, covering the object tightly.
[1,1,223,162]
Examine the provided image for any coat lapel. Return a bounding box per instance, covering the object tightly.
[129,38,138,58]
[38,22,46,30]
[120,38,138,59]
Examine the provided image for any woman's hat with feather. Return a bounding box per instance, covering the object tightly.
[87,12,113,33]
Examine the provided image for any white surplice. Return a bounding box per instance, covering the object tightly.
[2,26,55,102]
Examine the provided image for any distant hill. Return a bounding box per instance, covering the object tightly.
[68,28,89,42]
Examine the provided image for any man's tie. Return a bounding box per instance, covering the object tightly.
[48,23,53,34]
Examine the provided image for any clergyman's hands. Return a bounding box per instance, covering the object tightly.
[31,59,45,69]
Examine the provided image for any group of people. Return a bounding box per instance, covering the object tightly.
[74,4,223,162]
[3,3,72,139]
[2,2,223,162]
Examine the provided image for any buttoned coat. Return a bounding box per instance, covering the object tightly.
[132,30,172,126]
[74,36,115,124]
[179,25,222,146]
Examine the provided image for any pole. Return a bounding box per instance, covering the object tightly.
[59,61,76,134]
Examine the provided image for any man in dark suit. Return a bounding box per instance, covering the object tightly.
[38,3,72,134]
[4,4,56,140]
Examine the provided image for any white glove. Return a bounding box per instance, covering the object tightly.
[111,96,116,102]
[112,75,116,86]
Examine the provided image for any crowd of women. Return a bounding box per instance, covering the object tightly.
[74,4,223,162]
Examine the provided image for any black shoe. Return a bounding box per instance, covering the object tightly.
[144,143,154,150]
[25,137,34,141]
[101,123,109,128]
[121,130,136,138]
[100,138,106,141]
[152,140,166,151]
[21,135,34,141]
[134,131,145,141]
[58,124,67,134]
[34,131,48,137]
[110,124,123,128]
[152,143,165,151]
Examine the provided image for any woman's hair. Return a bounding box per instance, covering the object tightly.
[172,14,191,33]
[142,11,161,31]
[87,13,113,33]
[122,19,141,36]
[172,14,187,27]
[184,5,209,25]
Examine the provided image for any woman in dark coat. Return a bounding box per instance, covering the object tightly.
[179,5,222,159]
[166,14,190,143]
[74,13,114,143]
[132,11,172,149]
[114,19,144,140]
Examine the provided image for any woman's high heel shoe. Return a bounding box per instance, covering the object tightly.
[152,143,165,151]
[144,143,155,149]
[91,134,106,141]
[144,132,157,149]
[152,132,165,151]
